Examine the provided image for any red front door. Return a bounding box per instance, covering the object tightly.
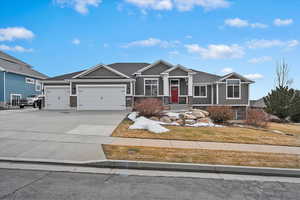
[171,86,179,103]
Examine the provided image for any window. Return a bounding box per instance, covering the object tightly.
[194,85,207,97]
[226,79,240,99]
[144,79,158,96]
[25,77,35,84]
[35,80,41,91]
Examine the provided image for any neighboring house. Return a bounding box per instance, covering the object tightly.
[42,60,254,119]
[250,98,266,109]
[0,51,48,108]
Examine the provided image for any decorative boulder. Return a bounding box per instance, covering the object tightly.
[192,110,206,118]
[182,113,197,120]
[160,116,172,123]
[185,119,196,125]
[176,119,184,125]
[169,116,178,121]
[197,117,213,124]
[150,116,160,121]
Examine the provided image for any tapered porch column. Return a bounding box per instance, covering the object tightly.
[188,73,193,104]
[162,74,169,105]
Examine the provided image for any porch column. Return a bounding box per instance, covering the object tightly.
[162,74,169,105]
[188,73,193,105]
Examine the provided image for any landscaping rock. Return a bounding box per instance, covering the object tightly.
[192,109,209,117]
[169,116,178,121]
[267,114,282,123]
[185,119,196,125]
[150,116,160,121]
[160,116,172,123]
[197,117,213,124]
[192,110,206,118]
[182,113,197,120]
[176,119,184,125]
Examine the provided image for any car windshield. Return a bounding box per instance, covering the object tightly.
[27,95,36,98]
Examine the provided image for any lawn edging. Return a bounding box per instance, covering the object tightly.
[0,157,299,178]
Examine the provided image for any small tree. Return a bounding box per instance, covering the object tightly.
[246,109,269,128]
[134,98,163,117]
[207,106,234,123]
[275,59,293,88]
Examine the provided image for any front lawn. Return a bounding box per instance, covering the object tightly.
[103,145,300,169]
[112,120,300,147]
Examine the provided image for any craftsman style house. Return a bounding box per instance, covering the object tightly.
[42,60,254,119]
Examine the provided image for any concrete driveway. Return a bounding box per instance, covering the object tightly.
[0,109,128,162]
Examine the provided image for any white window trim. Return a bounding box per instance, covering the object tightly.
[144,78,159,96]
[226,79,241,100]
[193,85,207,98]
[25,77,35,84]
[10,94,21,106]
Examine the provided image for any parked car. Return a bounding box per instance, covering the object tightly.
[26,95,43,107]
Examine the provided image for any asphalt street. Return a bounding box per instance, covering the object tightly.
[0,168,299,200]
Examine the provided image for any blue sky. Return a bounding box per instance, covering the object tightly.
[0,0,299,99]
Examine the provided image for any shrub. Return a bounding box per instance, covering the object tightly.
[207,106,234,123]
[134,98,164,117]
[246,109,269,128]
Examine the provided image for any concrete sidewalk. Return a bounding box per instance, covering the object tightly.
[108,137,300,155]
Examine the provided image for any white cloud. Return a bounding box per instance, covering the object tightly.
[122,38,180,48]
[0,44,33,52]
[54,0,101,14]
[250,23,268,29]
[246,39,299,49]
[244,73,263,80]
[174,0,230,11]
[224,18,268,28]
[248,56,272,64]
[225,18,248,27]
[185,35,193,39]
[221,67,233,74]
[185,43,245,59]
[0,27,34,41]
[125,0,173,10]
[274,18,293,26]
[72,38,80,45]
[125,0,230,11]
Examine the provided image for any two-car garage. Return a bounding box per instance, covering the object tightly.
[45,85,127,110]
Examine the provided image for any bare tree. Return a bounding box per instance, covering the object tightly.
[276,59,293,88]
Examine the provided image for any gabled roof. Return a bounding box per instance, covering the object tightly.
[72,64,132,79]
[161,64,194,74]
[45,63,149,81]
[192,69,221,83]
[134,60,173,75]
[0,51,48,79]
[219,72,255,83]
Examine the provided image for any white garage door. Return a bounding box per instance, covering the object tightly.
[77,85,126,110]
[45,86,70,110]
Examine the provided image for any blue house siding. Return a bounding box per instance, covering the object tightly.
[5,72,42,103]
[0,71,4,102]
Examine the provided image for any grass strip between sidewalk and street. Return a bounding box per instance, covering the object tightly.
[112,120,300,147]
[103,144,300,169]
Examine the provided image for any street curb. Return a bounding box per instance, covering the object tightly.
[0,157,299,178]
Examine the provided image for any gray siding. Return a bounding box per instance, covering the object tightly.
[218,83,249,105]
[135,77,163,96]
[192,85,212,104]
[135,77,144,95]
[82,67,122,78]
[142,63,171,75]
[169,68,188,76]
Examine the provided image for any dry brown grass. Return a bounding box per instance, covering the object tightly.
[268,123,300,136]
[103,145,300,169]
[112,120,300,147]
